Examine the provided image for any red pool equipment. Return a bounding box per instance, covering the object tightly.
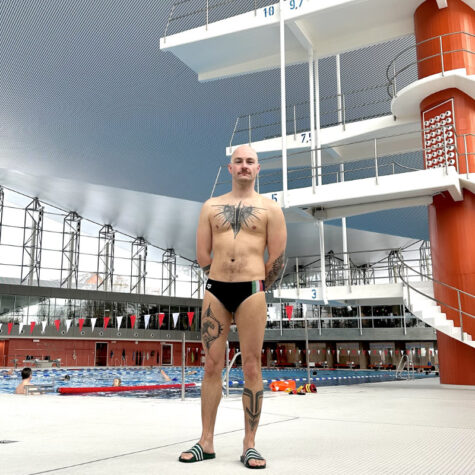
[58,382,196,394]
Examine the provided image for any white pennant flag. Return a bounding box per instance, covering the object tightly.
[19,320,25,334]
[0,323,2,331]
[41,320,47,334]
[90,318,97,332]
[172,313,179,328]
[65,319,72,333]
[144,314,151,329]
[302,303,308,316]
[116,316,123,329]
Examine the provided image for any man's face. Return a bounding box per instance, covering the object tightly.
[228,148,260,183]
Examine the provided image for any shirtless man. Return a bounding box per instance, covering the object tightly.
[179,145,287,469]
[15,367,32,394]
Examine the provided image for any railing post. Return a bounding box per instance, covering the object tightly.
[293,105,297,140]
[342,93,346,131]
[374,138,379,184]
[254,0,257,15]
[457,290,464,341]
[181,332,186,400]
[439,35,445,76]
[206,0,209,31]
[248,114,252,145]
[225,340,230,397]
[392,62,397,97]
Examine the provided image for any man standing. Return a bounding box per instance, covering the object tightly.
[179,145,287,469]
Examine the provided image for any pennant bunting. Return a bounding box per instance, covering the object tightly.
[7,322,13,335]
[30,321,36,334]
[90,318,97,332]
[65,319,72,333]
[130,315,136,328]
[0,323,2,332]
[104,317,110,329]
[78,318,85,332]
[19,321,25,334]
[41,320,47,334]
[172,313,179,328]
[54,319,61,332]
[158,313,165,327]
[285,305,293,320]
[144,314,151,329]
[187,312,194,327]
[116,316,123,329]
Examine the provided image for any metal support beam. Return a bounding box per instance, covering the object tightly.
[279,0,288,206]
[130,237,147,294]
[162,248,177,297]
[21,198,44,286]
[60,211,81,289]
[0,187,4,244]
[97,224,115,291]
[191,260,203,299]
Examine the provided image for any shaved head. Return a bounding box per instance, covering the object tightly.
[231,144,258,162]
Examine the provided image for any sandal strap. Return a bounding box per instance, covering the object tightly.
[244,448,264,464]
[185,443,204,461]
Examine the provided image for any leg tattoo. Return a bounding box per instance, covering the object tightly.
[201,305,223,351]
[243,388,263,431]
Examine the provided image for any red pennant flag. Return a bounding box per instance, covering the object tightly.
[7,322,13,335]
[332,349,335,354]
[54,319,61,331]
[79,318,85,332]
[285,305,293,320]
[395,350,399,355]
[158,313,165,327]
[187,312,194,327]
[104,317,110,329]
[130,315,136,328]
[30,322,36,334]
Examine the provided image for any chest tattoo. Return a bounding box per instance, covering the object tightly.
[213,202,263,238]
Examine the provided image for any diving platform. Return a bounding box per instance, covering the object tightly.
[262,168,472,220]
[160,0,428,81]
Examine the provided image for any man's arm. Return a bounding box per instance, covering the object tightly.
[264,202,287,289]
[196,201,212,276]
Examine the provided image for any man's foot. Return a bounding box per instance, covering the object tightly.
[178,443,215,463]
[240,448,266,469]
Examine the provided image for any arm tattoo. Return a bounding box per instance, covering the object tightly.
[201,305,223,351]
[201,264,210,276]
[212,202,263,238]
[243,388,263,431]
[265,252,284,289]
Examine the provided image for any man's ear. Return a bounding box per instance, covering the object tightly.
[228,162,233,174]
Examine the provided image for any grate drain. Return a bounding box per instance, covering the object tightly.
[0,440,18,444]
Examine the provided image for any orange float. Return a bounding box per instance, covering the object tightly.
[269,380,296,392]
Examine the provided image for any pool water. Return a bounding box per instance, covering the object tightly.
[0,367,437,398]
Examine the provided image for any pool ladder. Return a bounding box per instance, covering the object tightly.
[395,354,415,380]
[223,350,241,397]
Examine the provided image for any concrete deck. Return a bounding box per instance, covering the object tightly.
[1,378,474,474]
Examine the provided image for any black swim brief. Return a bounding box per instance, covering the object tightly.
[205,279,265,313]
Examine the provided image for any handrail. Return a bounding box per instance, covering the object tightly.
[386,31,475,98]
[223,350,241,397]
[396,251,475,342]
[395,354,414,380]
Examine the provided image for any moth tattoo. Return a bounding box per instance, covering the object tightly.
[213,201,263,238]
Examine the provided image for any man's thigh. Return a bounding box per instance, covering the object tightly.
[234,292,267,357]
[201,292,232,360]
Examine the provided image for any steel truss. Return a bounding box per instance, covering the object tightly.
[21,198,44,285]
[60,212,81,288]
[190,260,203,299]
[97,224,115,291]
[388,249,399,283]
[130,237,147,293]
[161,248,176,297]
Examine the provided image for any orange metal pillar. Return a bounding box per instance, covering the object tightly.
[415,0,475,385]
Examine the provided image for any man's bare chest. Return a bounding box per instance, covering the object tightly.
[210,201,267,238]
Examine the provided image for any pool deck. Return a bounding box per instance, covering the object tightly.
[1,378,474,474]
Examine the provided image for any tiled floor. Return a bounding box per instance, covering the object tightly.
[1,378,474,474]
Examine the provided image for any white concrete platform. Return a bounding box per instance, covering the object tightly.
[1,378,474,474]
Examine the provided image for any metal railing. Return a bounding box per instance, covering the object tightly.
[163,0,273,41]
[387,31,475,98]
[228,84,391,148]
[395,354,414,380]
[396,251,475,342]
[216,125,470,196]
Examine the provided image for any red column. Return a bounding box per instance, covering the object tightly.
[415,0,475,385]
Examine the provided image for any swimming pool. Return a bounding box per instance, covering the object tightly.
[0,367,437,397]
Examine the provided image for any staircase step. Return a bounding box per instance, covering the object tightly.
[424,315,452,327]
